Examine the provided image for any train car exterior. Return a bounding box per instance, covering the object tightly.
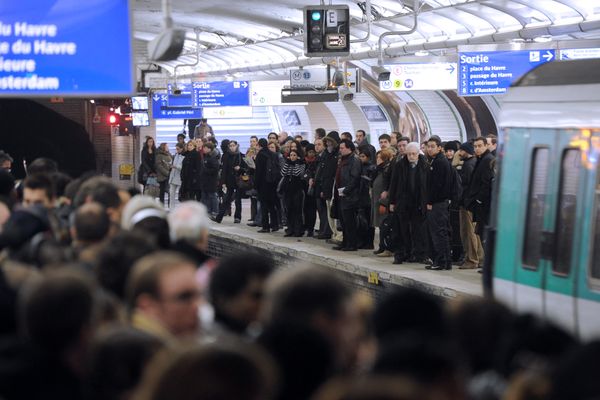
[492,59,600,340]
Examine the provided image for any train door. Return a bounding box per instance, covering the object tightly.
[542,131,585,332]
[576,130,600,340]
[515,130,556,315]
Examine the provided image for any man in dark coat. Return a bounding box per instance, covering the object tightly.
[332,139,361,251]
[254,138,279,233]
[389,142,430,265]
[425,136,453,271]
[457,141,483,269]
[314,131,340,241]
[355,129,376,161]
[180,142,203,202]
[200,142,220,217]
[464,137,495,240]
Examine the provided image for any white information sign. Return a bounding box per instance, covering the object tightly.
[379,63,457,91]
[289,68,329,89]
[250,80,306,106]
[202,106,253,119]
[560,48,600,60]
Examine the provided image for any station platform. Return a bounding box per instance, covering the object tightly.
[207,217,482,300]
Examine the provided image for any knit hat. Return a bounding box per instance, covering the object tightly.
[305,143,315,153]
[444,141,459,152]
[459,142,474,155]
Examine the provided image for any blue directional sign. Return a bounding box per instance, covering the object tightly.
[192,81,250,107]
[167,83,194,107]
[0,0,133,96]
[458,49,556,96]
[151,93,202,119]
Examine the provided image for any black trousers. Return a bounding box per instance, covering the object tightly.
[357,206,374,248]
[316,197,332,236]
[449,206,463,261]
[259,185,278,230]
[405,210,428,259]
[340,207,358,249]
[285,190,304,235]
[303,193,317,233]
[217,186,242,220]
[427,201,452,267]
[159,180,169,205]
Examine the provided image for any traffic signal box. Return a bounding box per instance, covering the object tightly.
[304,5,350,57]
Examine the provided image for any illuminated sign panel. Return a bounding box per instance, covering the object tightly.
[379,63,457,91]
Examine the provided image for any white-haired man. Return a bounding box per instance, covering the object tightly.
[168,201,214,272]
[388,142,430,265]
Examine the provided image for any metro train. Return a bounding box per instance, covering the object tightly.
[490,58,600,340]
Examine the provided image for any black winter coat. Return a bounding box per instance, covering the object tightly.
[427,152,452,204]
[220,151,247,188]
[314,148,338,200]
[281,159,306,195]
[199,150,220,192]
[337,154,362,210]
[464,150,495,222]
[457,156,476,206]
[390,155,429,214]
[180,150,203,193]
[141,148,156,176]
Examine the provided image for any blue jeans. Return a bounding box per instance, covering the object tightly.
[202,191,218,215]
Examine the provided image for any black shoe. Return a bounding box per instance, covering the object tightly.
[247,222,258,227]
[247,218,254,221]
[317,234,332,240]
[294,232,304,237]
[257,228,270,233]
[341,247,357,251]
[359,244,374,250]
[210,215,221,223]
[271,228,279,233]
[306,231,313,237]
[452,260,464,266]
[234,219,241,224]
[284,232,294,237]
[428,264,449,271]
[373,248,385,255]
[332,245,344,251]
[393,256,403,265]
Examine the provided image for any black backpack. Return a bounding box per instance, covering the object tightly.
[265,153,281,183]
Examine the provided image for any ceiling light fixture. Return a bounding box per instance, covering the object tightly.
[415,50,429,56]
[533,35,553,43]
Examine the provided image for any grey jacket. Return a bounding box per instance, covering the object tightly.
[155,149,172,183]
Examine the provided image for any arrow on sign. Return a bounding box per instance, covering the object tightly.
[153,95,160,101]
[241,82,248,88]
[543,51,554,62]
[446,64,455,74]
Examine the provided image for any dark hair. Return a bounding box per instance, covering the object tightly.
[339,139,355,152]
[203,142,215,151]
[27,157,58,175]
[267,132,278,140]
[427,136,442,147]
[96,230,156,300]
[0,150,13,165]
[358,148,371,158]
[132,217,171,250]
[473,136,487,146]
[398,136,410,144]
[258,138,268,149]
[378,134,391,142]
[74,203,110,243]
[175,142,185,150]
[177,133,186,140]
[21,268,97,354]
[74,177,121,209]
[88,326,165,400]
[356,129,366,136]
[340,131,353,141]
[23,173,55,200]
[250,135,258,141]
[209,253,274,316]
[485,134,497,145]
[0,169,15,197]
[144,137,156,151]
[220,139,230,154]
[315,128,326,139]
[50,172,72,198]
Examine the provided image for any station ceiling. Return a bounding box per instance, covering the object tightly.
[133,0,600,78]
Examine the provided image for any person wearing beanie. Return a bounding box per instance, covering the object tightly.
[444,141,459,161]
[456,141,482,269]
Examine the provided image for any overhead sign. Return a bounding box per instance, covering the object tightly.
[0,0,133,96]
[151,93,202,119]
[250,80,307,106]
[202,106,253,119]
[379,63,457,91]
[289,68,328,89]
[167,83,194,107]
[560,48,600,60]
[192,81,250,108]
[458,49,555,96]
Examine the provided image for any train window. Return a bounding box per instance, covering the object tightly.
[553,149,582,276]
[590,173,600,283]
[522,148,550,269]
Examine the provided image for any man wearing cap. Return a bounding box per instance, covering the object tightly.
[456,142,483,269]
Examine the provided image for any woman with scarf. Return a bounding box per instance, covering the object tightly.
[372,149,394,255]
[303,143,318,237]
[280,149,306,237]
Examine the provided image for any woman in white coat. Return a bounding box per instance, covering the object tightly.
[169,142,185,209]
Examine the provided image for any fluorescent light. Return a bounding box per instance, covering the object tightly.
[533,35,553,43]
[415,50,429,56]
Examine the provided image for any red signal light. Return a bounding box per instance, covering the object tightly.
[108,114,118,125]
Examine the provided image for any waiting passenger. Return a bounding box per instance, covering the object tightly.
[255,139,279,233]
[154,143,172,207]
[314,131,340,241]
[71,202,111,267]
[280,149,305,237]
[464,137,495,240]
[333,139,361,251]
[126,252,201,341]
[199,142,220,217]
[372,149,393,256]
[214,140,245,223]
[168,142,185,210]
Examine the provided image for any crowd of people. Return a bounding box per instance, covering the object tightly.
[0,148,597,400]
[143,128,497,271]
